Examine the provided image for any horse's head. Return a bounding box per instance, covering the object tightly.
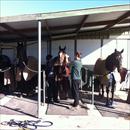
[58,46,69,65]
[114,49,124,72]
[17,42,28,68]
[105,49,124,72]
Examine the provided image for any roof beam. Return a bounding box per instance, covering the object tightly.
[101,11,130,31]
[0,18,129,36]
[75,15,89,34]
[51,25,130,37]
[0,23,27,39]
[1,25,130,42]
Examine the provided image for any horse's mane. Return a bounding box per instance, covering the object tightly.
[105,53,116,72]
[105,49,123,72]
[52,56,59,65]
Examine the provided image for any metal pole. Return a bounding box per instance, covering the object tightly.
[74,37,77,55]
[92,75,94,105]
[38,20,41,118]
[42,70,46,105]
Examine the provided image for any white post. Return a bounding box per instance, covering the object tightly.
[42,70,46,105]
[92,75,94,105]
[38,20,42,118]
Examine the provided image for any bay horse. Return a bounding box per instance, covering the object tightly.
[0,55,14,94]
[119,67,129,90]
[94,49,124,107]
[15,42,38,96]
[53,46,70,100]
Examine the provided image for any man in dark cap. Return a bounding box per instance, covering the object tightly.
[71,51,82,108]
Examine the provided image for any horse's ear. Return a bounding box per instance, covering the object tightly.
[115,49,117,52]
[64,46,66,50]
[120,49,124,53]
[59,46,61,50]
[17,42,20,46]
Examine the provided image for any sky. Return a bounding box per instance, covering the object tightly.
[1,0,130,17]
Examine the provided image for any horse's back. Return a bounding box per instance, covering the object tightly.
[94,58,106,75]
[16,56,38,81]
[24,56,38,81]
[94,58,109,85]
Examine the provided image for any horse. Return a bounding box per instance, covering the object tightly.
[0,54,14,94]
[15,42,38,96]
[119,67,130,103]
[119,67,129,90]
[93,49,124,107]
[53,46,70,100]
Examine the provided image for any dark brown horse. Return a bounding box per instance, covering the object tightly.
[16,42,38,96]
[94,49,124,107]
[53,46,70,100]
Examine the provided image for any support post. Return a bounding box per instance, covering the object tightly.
[38,20,42,118]
[42,70,46,105]
[74,38,77,55]
[91,75,94,105]
[100,38,103,58]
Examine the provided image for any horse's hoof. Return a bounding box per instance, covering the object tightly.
[54,99,60,103]
[110,100,113,105]
[105,102,109,107]
[99,94,104,98]
[105,102,115,109]
[99,93,102,97]
[108,105,115,109]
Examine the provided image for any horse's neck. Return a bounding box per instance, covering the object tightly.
[94,58,109,75]
[53,57,62,66]
[105,55,116,72]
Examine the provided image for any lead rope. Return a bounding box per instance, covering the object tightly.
[0,67,11,73]
[22,61,38,73]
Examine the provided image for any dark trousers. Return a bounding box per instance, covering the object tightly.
[71,79,81,106]
[47,77,58,101]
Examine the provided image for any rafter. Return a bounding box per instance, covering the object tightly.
[0,23,27,39]
[75,15,89,34]
[101,11,130,31]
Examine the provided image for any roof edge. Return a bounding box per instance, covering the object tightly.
[0,4,130,23]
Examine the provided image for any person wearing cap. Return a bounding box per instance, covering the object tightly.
[71,51,82,107]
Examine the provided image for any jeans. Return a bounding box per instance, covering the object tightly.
[71,79,81,106]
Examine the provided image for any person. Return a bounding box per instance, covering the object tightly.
[45,54,58,103]
[71,51,82,107]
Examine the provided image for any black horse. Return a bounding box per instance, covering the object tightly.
[94,49,124,107]
[53,46,70,100]
[16,42,38,96]
[0,54,13,94]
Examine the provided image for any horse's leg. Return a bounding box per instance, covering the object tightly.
[101,84,104,97]
[63,77,70,99]
[99,84,102,97]
[110,78,116,106]
[106,73,113,107]
[106,85,110,106]
[95,78,102,97]
[110,87,114,105]
[53,80,60,102]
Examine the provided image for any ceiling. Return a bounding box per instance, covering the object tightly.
[0,4,130,43]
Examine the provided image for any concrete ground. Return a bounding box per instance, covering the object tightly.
[0,90,130,130]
